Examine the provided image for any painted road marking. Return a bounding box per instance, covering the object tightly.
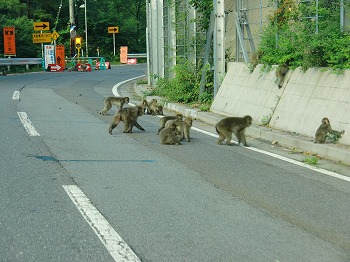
[32,155,157,163]
[191,126,350,183]
[12,91,20,100]
[112,75,145,102]
[17,112,40,136]
[63,185,141,262]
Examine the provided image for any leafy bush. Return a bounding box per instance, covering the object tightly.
[154,58,214,105]
[258,0,350,71]
[302,156,318,166]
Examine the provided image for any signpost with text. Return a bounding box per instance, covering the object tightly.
[3,27,16,56]
[108,26,119,56]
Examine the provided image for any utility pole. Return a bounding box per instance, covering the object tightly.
[69,0,76,57]
[213,0,225,96]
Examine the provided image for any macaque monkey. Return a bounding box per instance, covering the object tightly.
[140,99,149,113]
[275,64,289,88]
[180,117,193,142]
[100,96,130,115]
[157,113,183,135]
[147,99,164,115]
[249,50,262,72]
[215,115,253,146]
[314,117,345,143]
[108,105,145,134]
[165,119,183,136]
[159,123,181,145]
[1,68,7,76]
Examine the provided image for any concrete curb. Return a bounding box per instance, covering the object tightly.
[133,82,350,166]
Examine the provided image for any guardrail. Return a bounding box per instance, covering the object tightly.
[0,58,42,66]
[128,53,147,58]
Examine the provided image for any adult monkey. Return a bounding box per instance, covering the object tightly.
[215,115,253,146]
[180,117,193,142]
[147,99,164,115]
[157,113,183,135]
[159,123,182,145]
[108,105,145,134]
[100,96,130,115]
[275,64,289,88]
[314,117,345,143]
[164,119,183,136]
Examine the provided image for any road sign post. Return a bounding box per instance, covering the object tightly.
[3,26,16,56]
[32,33,52,43]
[34,22,50,31]
[75,36,82,62]
[108,26,119,56]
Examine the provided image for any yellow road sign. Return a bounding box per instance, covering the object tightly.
[108,26,119,33]
[34,22,50,31]
[32,33,52,43]
[51,31,60,40]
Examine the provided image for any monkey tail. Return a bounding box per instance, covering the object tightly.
[215,126,221,135]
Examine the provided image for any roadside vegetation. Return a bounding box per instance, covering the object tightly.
[154,0,350,110]
[258,0,350,72]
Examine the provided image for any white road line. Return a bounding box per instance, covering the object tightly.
[17,112,40,136]
[192,126,350,183]
[63,185,141,262]
[112,75,146,99]
[12,91,20,100]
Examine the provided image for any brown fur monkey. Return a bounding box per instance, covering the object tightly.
[180,117,193,142]
[215,115,252,146]
[140,99,149,113]
[108,105,145,134]
[147,99,164,115]
[159,123,181,145]
[1,68,7,76]
[157,113,183,135]
[249,50,262,72]
[165,119,183,136]
[100,96,130,115]
[275,64,289,89]
[314,117,345,143]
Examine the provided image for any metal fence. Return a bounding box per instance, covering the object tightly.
[147,0,347,86]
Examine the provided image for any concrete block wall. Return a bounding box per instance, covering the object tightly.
[211,62,350,146]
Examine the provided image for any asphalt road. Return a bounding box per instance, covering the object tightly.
[0,64,349,261]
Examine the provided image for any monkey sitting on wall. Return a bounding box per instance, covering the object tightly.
[275,64,289,89]
[108,105,145,134]
[157,113,183,135]
[159,123,182,145]
[1,68,7,76]
[147,99,164,115]
[314,117,345,143]
[100,96,130,115]
[215,115,253,146]
[249,50,262,72]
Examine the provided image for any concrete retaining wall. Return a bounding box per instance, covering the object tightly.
[211,62,350,146]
